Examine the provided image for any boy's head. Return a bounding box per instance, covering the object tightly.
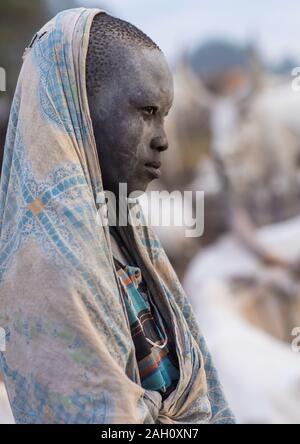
[86,12,174,197]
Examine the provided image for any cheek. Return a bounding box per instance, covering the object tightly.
[119,116,147,160]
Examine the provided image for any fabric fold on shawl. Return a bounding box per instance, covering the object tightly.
[0,7,235,424]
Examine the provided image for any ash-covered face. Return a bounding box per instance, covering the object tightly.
[88,46,174,197]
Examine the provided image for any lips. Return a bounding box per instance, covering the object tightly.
[144,161,162,179]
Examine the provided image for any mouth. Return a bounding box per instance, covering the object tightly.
[144,161,162,179]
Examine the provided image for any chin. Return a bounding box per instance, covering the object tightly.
[127,181,149,198]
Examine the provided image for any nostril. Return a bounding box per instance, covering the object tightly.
[150,136,168,152]
[160,142,168,152]
[155,141,168,152]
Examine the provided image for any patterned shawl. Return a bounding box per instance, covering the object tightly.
[0,7,235,424]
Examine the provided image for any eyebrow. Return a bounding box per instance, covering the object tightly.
[130,88,174,111]
[129,93,159,106]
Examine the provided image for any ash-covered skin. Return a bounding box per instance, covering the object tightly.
[86,13,174,197]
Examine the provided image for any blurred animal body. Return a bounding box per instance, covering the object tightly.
[184,215,300,424]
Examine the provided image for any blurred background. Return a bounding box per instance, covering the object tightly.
[1,0,300,424]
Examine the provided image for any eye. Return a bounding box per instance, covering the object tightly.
[142,106,158,116]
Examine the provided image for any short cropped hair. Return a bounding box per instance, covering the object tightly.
[86,12,161,97]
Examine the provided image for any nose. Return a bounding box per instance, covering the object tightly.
[150,134,169,152]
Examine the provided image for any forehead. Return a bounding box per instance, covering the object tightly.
[121,47,174,106]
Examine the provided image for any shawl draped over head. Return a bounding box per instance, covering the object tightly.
[0,8,235,424]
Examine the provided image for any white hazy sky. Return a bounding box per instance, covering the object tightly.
[79,0,299,65]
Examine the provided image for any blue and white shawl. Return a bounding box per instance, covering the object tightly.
[0,7,235,424]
